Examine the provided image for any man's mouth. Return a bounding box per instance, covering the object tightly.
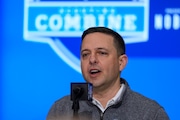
[89,69,101,74]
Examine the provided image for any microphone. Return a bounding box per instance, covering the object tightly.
[71,83,93,101]
[72,87,84,100]
[71,83,93,119]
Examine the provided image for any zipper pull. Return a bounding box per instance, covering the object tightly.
[100,112,103,120]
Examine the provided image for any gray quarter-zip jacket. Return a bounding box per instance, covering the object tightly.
[46,78,169,120]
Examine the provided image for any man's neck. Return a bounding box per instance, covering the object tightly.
[93,81,121,108]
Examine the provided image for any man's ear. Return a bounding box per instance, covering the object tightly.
[119,54,128,71]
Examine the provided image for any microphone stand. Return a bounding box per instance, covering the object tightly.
[72,98,79,120]
[72,87,83,120]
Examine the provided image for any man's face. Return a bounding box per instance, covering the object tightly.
[80,32,121,90]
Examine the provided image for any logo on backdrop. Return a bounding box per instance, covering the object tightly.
[23,0,149,73]
[154,8,180,30]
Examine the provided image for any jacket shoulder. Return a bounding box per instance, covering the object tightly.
[122,88,169,119]
[53,95,72,109]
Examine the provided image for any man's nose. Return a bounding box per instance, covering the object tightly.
[89,54,98,64]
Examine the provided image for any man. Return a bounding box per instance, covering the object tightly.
[46,27,169,120]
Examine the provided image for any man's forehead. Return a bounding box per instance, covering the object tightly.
[81,41,113,50]
[81,47,108,52]
[81,33,114,50]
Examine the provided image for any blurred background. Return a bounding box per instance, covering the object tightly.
[1,0,180,120]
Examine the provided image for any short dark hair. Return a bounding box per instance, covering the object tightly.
[81,27,126,56]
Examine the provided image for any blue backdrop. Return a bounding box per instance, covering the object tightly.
[1,0,180,120]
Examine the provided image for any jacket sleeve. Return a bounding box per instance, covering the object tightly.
[46,96,73,120]
[153,107,170,120]
[46,102,59,120]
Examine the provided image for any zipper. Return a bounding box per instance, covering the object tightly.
[99,104,120,120]
[92,104,104,120]
[99,107,110,120]
[94,105,113,120]
[88,100,122,120]
[100,112,104,120]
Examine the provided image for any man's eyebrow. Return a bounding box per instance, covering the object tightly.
[96,47,108,51]
[81,49,90,53]
[81,47,108,53]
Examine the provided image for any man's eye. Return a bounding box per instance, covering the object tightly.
[99,52,107,55]
[82,53,89,57]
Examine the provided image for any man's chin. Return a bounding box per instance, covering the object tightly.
[91,83,102,89]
